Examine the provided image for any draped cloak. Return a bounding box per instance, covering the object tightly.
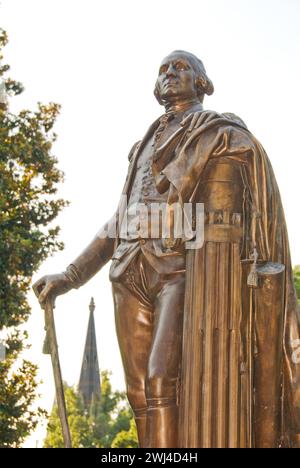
[116,110,300,448]
[153,110,300,448]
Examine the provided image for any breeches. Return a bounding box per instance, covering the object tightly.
[111,251,185,425]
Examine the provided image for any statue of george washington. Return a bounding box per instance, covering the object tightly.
[33,50,300,448]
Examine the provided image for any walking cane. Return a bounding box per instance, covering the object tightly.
[43,300,72,448]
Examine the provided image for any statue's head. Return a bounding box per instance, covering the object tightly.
[154,50,214,106]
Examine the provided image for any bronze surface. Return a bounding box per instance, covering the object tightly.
[33,50,300,448]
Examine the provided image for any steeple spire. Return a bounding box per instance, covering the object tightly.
[78,298,101,408]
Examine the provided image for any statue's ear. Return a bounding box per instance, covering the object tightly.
[196,75,214,97]
[154,81,163,105]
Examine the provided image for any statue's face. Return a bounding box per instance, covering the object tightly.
[156,52,198,104]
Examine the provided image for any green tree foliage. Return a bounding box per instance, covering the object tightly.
[44,370,138,448]
[0,29,66,329]
[294,266,300,304]
[0,29,67,447]
[44,386,90,449]
[0,331,47,448]
[111,419,140,448]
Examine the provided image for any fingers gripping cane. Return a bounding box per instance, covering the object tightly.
[43,300,72,448]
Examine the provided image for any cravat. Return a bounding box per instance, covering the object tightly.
[152,111,175,149]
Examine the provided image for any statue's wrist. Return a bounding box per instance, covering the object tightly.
[63,264,83,290]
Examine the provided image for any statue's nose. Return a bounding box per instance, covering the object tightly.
[166,64,177,77]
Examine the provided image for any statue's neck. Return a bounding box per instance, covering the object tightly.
[164,98,203,115]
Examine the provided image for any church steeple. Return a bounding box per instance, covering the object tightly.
[78,298,101,408]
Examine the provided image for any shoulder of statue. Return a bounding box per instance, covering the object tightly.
[181,109,222,131]
[184,109,248,131]
[222,112,248,130]
[128,140,142,162]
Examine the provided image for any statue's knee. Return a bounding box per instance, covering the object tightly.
[126,385,147,417]
[145,372,178,405]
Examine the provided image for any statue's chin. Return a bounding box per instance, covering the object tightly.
[161,92,182,105]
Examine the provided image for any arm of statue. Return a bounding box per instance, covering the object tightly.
[33,215,116,307]
[33,139,140,308]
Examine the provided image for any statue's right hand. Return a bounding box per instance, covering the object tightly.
[32,273,73,308]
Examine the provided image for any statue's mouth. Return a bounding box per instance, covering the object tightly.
[164,80,178,88]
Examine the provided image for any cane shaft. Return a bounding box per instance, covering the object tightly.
[44,301,72,448]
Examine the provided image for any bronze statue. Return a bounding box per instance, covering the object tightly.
[33,50,300,448]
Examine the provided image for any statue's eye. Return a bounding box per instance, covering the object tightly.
[159,64,168,74]
[175,62,188,71]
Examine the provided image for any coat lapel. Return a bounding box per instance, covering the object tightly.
[122,116,161,196]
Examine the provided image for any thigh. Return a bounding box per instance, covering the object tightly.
[112,281,154,392]
[148,274,186,378]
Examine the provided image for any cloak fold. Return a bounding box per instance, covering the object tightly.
[155,111,300,448]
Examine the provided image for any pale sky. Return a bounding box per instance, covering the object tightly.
[1,0,300,447]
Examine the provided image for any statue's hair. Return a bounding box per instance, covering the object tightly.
[154,50,214,105]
